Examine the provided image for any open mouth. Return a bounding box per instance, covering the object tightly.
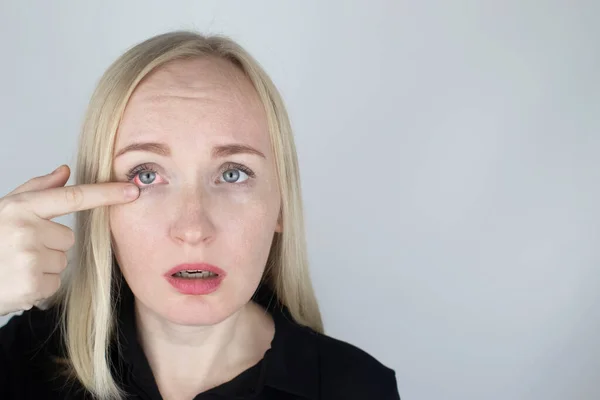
[171,270,219,279]
[166,264,224,295]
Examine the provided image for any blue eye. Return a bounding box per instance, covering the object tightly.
[221,168,250,183]
[137,171,157,185]
[125,164,158,184]
[220,163,255,183]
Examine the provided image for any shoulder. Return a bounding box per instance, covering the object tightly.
[0,306,68,398]
[313,331,401,399]
[0,306,61,357]
[271,304,401,399]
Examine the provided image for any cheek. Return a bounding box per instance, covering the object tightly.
[108,204,165,277]
[110,201,163,239]
[225,204,276,255]
[216,191,279,260]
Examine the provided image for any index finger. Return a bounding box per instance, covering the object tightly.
[19,182,140,220]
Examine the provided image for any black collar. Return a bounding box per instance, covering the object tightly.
[113,280,319,399]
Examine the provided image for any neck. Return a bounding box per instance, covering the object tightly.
[134,299,274,398]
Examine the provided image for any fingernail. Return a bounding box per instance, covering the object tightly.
[124,185,139,200]
[51,165,64,175]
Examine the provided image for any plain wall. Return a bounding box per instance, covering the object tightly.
[1,1,599,399]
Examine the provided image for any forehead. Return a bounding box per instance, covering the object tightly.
[116,57,269,151]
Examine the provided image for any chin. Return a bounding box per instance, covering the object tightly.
[157,287,244,327]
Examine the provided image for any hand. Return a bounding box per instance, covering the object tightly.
[0,165,139,316]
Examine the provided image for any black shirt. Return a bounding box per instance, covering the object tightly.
[0,282,400,399]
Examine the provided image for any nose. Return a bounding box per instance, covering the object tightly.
[169,191,216,246]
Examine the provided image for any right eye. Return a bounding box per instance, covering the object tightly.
[126,164,163,190]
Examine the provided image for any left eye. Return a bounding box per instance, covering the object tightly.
[220,168,249,184]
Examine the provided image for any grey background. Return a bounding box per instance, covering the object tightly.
[1,1,598,399]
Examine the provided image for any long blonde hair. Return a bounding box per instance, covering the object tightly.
[47,30,323,400]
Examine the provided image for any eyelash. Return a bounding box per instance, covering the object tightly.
[125,162,256,191]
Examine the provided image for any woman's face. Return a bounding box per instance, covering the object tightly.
[109,57,281,326]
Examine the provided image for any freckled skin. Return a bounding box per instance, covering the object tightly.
[109,57,282,327]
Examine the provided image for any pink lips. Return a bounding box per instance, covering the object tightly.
[164,263,226,295]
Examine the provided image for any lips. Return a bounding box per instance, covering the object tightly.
[165,263,226,278]
[164,263,226,295]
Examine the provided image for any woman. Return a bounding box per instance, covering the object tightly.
[0,31,400,399]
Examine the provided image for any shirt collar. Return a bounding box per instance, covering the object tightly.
[113,278,319,399]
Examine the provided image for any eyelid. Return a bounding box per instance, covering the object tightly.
[125,163,156,182]
[223,162,255,178]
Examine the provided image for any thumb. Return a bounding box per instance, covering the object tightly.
[7,165,71,197]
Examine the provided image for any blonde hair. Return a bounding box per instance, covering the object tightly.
[47,30,323,400]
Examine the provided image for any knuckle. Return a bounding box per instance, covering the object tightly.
[21,271,39,296]
[64,186,84,208]
[18,249,39,268]
[24,292,41,306]
[12,218,31,230]
[12,221,35,245]
[0,197,26,217]
[60,252,68,270]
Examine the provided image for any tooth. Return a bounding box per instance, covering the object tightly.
[173,270,217,279]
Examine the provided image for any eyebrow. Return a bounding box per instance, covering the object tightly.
[114,142,266,159]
